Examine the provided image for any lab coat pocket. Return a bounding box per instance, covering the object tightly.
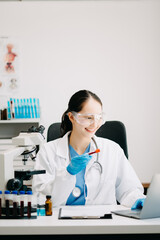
[102,179,116,204]
[92,178,116,205]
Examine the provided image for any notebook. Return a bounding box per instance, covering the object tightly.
[112,173,160,219]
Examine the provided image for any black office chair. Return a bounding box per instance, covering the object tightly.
[47,122,61,142]
[96,121,128,159]
[47,121,128,159]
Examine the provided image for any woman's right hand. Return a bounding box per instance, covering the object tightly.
[67,154,92,175]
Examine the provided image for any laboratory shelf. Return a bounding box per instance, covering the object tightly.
[0,119,40,124]
[0,119,40,140]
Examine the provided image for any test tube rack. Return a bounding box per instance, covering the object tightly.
[0,206,37,219]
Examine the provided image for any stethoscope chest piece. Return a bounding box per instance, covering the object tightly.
[72,187,81,198]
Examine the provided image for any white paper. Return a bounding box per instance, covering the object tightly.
[59,205,111,218]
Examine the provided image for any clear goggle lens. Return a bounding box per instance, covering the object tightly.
[72,111,104,126]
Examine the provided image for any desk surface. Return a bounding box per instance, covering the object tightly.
[0,205,160,235]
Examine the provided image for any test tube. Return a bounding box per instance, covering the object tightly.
[4,190,12,217]
[13,98,18,119]
[0,191,2,217]
[27,191,32,218]
[88,149,100,155]
[7,101,11,119]
[12,191,18,217]
[19,191,25,217]
[37,98,40,118]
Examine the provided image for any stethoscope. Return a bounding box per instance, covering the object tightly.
[69,137,103,198]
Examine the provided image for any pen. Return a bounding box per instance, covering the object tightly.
[88,149,100,155]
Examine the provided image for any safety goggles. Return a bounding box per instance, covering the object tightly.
[71,111,104,126]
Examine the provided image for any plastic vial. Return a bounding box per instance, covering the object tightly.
[4,190,12,217]
[27,191,32,218]
[0,191,2,217]
[45,195,52,216]
[19,191,25,217]
[12,190,18,217]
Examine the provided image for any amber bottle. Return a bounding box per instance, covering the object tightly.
[45,195,52,216]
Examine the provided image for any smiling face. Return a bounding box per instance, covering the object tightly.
[68,97,103,140]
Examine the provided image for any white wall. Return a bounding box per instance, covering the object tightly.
[0,0,160,183]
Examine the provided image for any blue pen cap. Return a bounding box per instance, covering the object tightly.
[0,191,2,194]
[27,191,32,195]
[4,190,10,194]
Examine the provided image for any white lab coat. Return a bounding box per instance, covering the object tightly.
[32,132,145,207]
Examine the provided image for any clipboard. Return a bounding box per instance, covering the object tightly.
[58,206,112,219]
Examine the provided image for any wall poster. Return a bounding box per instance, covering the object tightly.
[0,36,20,94]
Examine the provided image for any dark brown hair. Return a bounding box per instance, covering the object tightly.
[61,90,102,136]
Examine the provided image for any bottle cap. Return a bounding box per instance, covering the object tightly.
[0,191,2,194]
[12,190,18,194]
[37,204,45,208]
[27,191,32,195]
[46,195,51,199]
[4,190,10,194]
[19,191,25,194]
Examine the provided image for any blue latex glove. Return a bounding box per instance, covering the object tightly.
[131,198,145,210]
[67,154,92,175]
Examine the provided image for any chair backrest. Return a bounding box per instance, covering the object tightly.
[47,122,61,142]
[47,121,128,159]
[95,121,128,159]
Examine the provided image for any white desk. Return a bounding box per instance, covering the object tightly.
[0,205,160,237]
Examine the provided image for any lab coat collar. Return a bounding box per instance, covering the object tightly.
[56,132,70,161]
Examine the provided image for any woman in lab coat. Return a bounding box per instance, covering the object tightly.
[33,90,145,208]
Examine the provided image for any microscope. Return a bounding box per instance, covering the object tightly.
[0,125,46,192]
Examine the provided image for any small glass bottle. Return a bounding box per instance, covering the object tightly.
[0,191,2,217]
[45,195,52,216]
